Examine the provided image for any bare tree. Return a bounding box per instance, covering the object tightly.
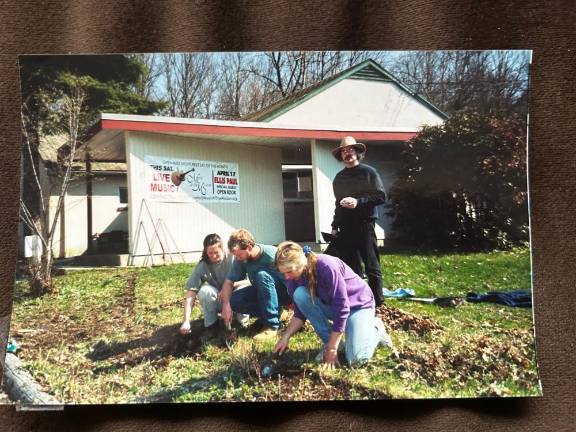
[151,51,394,120]
[250,51,342,98]
[246,51,304,98]
[158,53,218,118]
[215,53,250,119]
[20,83,86,296]
[128,53,163,101]
[147,50,529,122]
[390,50,530,115]
[215,53,276,119]
[247,51,392,102]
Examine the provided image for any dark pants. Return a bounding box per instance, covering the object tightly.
[338,222,385,306]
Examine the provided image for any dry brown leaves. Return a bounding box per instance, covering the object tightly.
[377,305,443,336]
[394,329,538,395]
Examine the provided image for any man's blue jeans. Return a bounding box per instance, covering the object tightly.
[230,270,289,330]
[292,285,381,365]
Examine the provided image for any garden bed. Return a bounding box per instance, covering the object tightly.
[8,248,540,403]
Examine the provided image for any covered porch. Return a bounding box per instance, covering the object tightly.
[79,113,417,265]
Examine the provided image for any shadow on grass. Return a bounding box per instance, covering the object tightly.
[86,321,209,374]
[11,278,38,302]
[132,345,392,403]
[126,346,319,403]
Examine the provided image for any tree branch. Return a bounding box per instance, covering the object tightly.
[20,109,46,217]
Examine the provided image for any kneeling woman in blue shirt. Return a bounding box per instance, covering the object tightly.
[274,241,393,368]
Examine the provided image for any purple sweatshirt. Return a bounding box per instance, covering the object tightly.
[285,254,375,333]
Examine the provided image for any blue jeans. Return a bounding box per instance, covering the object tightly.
[293,285,381,365]
[230,270,289,330]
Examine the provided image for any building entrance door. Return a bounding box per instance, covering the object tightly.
[282,168,315,242]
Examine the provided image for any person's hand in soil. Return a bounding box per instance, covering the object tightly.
[274,334,291,355]
[221,301,233,326]
[274,316,305,355]
[179,291,197,335]
[320,347,339,370]
[179,321,192,335]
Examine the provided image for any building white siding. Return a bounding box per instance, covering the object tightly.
[126,131,285,263]
[269,78,444,129]
[49,175,128,257]
[311,140,341,242]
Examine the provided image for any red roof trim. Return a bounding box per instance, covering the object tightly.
[100,119,417,142]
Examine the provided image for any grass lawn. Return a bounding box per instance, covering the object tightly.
[9,247,541,403]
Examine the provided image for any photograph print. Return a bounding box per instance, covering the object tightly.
[5,50,540,404]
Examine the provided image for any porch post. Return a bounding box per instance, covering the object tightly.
[86,154,93,253]
[310,139,342,248]
[310,139,322,244]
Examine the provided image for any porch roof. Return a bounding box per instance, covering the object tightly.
[79,113,420,162]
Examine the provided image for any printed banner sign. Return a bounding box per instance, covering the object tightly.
[144,155,240,203]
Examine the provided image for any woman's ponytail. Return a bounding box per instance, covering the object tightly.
[302,245,318,301]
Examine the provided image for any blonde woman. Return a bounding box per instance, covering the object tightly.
[274,241,392,368]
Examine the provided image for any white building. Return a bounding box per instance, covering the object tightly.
[51,59,446,265]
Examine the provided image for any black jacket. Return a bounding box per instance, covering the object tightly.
[331,163,387,230]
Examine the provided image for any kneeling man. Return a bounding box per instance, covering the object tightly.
[220,229,290,341]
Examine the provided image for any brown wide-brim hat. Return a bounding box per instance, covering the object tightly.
[332,136,367,161]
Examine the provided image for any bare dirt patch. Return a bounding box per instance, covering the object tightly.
[12,274,140,360]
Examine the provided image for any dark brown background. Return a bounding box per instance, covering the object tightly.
[1,1,574,430]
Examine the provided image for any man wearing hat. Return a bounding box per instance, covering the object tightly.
[330,136,386,306]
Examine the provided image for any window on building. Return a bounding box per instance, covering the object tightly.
[282,170,313,199]
[282,172,298,199]
[297,172,313,198]
[119,187,128,204]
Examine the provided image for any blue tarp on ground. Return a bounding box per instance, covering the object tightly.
[383,287,416,298]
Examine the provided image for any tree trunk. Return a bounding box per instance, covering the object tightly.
[29,249,56,296]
